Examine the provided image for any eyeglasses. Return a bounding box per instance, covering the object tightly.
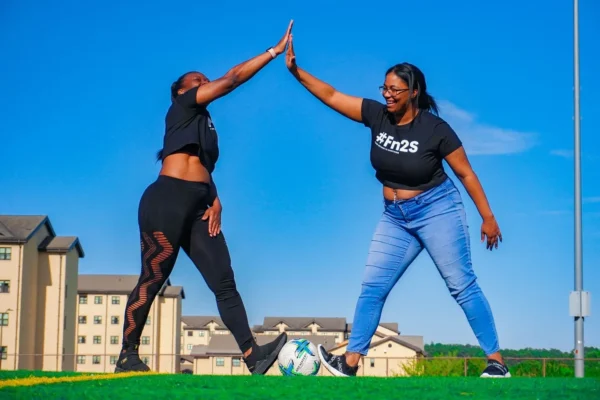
[379,86,409,96]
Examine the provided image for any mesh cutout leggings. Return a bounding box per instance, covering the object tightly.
[121,175,254,352]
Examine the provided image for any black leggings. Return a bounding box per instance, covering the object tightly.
[122,175,254,352]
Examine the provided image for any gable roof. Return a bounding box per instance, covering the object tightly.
[38,235,85,258]
[0,215,55,243]
[261,317,347,331]
[347,323,400,335]
[161,285,185,299]
[181,316,226,330]
[328,335,426,356]
[78,274,175,296]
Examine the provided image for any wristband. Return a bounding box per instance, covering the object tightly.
[266,47,277,58]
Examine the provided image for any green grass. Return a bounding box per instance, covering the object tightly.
[1,371,599,400]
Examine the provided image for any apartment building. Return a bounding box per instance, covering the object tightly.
[0,215,84,371]
[181,316,230,355]
[188,316,424,376]
[76,274,185,374]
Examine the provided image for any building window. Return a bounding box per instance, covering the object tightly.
[0,280,9,293]
[77,355,86,364]
[111,316,119,325]
[370,358,375,368]
[142,357,150,365]
[110,356,118,365]
[94,296,102,304]
[92,356,101,364]
[94,316,102,324]
[187,344,193,350]
[78,336,86,344]
[145,317,151,325]
[93,336,102,344]
[232,358,241,367]
[141,336,150,345]
[111,296,120,305]
[0,346,6,360]
[0,313,8,326]
[79,295,87,304]
[111,336,119,345]
[0,247,11,260]
[187,331,193,337]
[215,358,225,367]
[78,316,87,324]
[199,331,205,337]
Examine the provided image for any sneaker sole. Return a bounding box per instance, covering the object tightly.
[252,333,288,375]
[317,345,349,377]
[480,372,511,378]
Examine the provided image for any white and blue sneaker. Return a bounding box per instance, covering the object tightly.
[480,360,511,378]
[317,345,359,377]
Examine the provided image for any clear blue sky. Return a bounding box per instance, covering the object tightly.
[2,0,599,352]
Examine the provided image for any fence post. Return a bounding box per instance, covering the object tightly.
[464,358,468,377]
[542,358,546,377]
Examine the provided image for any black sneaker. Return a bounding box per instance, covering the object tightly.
[480,359,511,378]
[114,344,151,373]
[243,332,287,375]
[317,345,358,377]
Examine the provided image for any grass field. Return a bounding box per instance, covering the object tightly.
[1,371,599,399]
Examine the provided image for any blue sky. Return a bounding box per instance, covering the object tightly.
[1,0,599,352]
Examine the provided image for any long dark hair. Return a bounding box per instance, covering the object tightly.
[385,63,438,115]
[156,72,195,161]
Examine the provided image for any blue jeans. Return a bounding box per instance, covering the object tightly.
[347,178,500,356]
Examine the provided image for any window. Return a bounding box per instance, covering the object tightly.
[92,356,101,364]
[0,346,6,360]
[187,344,193,350]
[79,295,87,304]
[111,296,120,305]
[0,313,8,326]
[93,336,102,344]
[94,316,102,324]
[370,358,375,368]
[232,358,241,367]
[141,336,150,345]
[77,336,86,344]
[199,331,205,337]
[77,355,86,364]
[215,358,225,367]
[145,317,151,325]
[142,357,150,364]
[111,336,119,345]
[110,356,117,365]
[187,331,193,337]
[78,316,87,324]
[0,247,11,260]
[111,316,119,325]
[94,296,102,304]
[0,280,9,293]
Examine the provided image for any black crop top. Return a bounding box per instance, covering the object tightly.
[361,98,463,191]
[161,86,219,174]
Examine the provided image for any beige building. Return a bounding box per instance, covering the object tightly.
[188,316,425,377]
[0,215,84,371]
[76,274,184,374]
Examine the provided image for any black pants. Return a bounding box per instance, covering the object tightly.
[122,175,254,352]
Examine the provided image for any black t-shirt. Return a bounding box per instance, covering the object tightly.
[161,86,219,173]
[361,98,462,191]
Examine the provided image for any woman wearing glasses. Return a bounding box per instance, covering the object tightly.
[284,35,510,378]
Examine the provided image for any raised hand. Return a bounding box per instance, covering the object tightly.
[285,34,296,71]
[273,20,294,55]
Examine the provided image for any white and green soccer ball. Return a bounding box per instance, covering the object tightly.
[277,339,321,376]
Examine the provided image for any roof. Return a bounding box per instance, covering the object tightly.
[347,322,399,335]
[191,334,339,358]
[182,316,226,330]
[161,285,185,299]
[329,335,427,356]
[78,274,176,296]
[0,215,84,257]
[260,317,347,331]
[0,215,54,242]
[38,236,85,258]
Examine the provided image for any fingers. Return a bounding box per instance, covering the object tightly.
[286,19,294,35]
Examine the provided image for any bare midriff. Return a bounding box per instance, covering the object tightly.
[159,153,211,183]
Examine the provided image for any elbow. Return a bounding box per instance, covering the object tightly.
[222,72,240,89]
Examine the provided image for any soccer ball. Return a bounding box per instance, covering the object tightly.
[277,339,321,376]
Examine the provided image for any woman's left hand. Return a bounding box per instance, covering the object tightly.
[481,216,502,251]
[202,199,222,237]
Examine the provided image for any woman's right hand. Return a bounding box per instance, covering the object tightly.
[273,20,294,55]
[285,34,297,71]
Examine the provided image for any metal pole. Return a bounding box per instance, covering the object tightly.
[573,0,584,378]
